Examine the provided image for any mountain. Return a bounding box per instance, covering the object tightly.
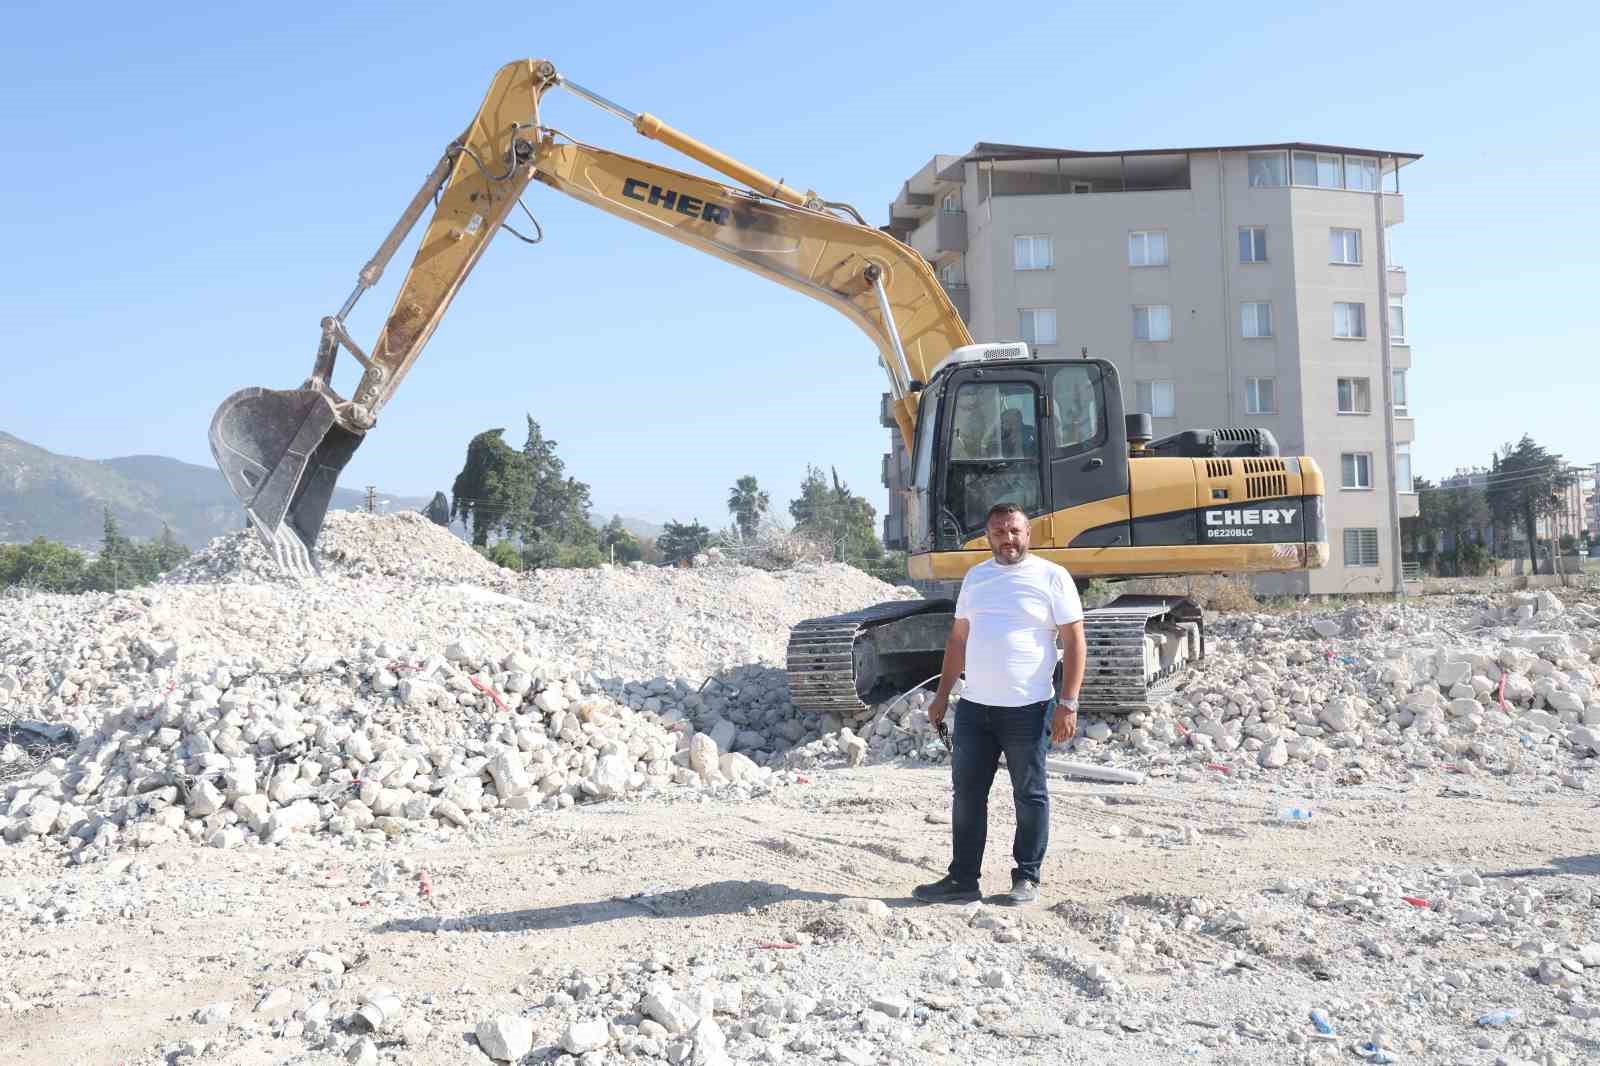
[0,431,671,550]
[0,431,429,549]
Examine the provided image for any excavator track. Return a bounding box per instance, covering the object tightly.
[1078,595,1204,713]
[786,594,1203,717]
[785,600,953,714]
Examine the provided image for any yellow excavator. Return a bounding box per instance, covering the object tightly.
[209,59,1328,714]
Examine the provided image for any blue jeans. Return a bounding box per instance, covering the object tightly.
[948,697,1051,888]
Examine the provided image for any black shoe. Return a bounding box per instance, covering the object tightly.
[912,876,982,904]
[1004,876,1038,905]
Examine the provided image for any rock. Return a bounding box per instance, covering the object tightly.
[562,1018,609,1054]
[486,751,531,798]
[1319,697,1360,733]
[644,985,703,1034]
[255,987,294,1019]
[1259,737,1289,768]
[591,753,631,797]
[718,752,758,784]
[1312,618,1342,638]
[266,800,320,837]
[193,1001,233,1025]
[840,729,868,768]
[476,1014,534,1061]
[346,1037,378,1066]
[838,897,889,918]
[689,1016,730,1066]
[688,733,720,777]
[870,993,913,1018]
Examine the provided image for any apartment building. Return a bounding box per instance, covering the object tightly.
[878,141,1420,596]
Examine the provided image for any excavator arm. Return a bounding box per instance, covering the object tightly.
[209,58,970,572]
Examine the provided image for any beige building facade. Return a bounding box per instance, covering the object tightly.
[880,142,1420,596]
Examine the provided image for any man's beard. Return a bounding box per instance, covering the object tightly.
[992,544,1028,566]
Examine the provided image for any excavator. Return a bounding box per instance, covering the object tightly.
[209,59,1328,715]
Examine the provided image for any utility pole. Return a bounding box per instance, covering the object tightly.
[365,486,377,514]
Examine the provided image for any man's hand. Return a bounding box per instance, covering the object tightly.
[928,692,949,730]
[1050,705,1077,744]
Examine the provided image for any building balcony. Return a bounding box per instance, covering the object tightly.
[940,281,970,321]
[910,210,967,261]
[879,392,896,429]
[1399,492,1419,519]
[1394,415,1415,444]
[1383,193,1404,225]
[1387,267,1405,296]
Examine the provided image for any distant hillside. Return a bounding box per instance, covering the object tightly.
[0,432,672,550]
[0,431,428,549]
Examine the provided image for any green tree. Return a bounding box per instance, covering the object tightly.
[0,538,87,592]
[483,540,524,571]
[1486,436,1577,575]
[147,525,190,574]
[424,491,451,527]
[1414,476,1490,576]
[726,475,770,542]
[788,465,882,565]
[599,515,642,563]
[518,416,595,549]
[83,509,141,591]
[451,429,531,546]
[657,519,711,564]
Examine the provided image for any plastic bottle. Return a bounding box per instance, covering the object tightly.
[1476,1007,1521,1027]
[1278,807,1314,823]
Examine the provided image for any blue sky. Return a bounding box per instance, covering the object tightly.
[2,1,1596,529]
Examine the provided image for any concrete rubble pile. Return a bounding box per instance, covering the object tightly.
[0,513,915,857]
[1052,588,1600,789]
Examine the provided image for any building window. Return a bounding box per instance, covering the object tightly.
[1343,527,1380,566]
[1345,156,1378,191]
[1014,235,1053,270]
[1247,152,1287,187]
[1341,452,1374,489]
[1128,229,1168,267]
[1245,376,1276,415]
[942,192,962,213]
[1337,377,1372,414]
[1071,181,1093,194]
[939,260,963,286]
[1019,307,1057,346]
[1241,301,1273,338]
[1239,226,1267,263]
[1330,228,1362,265]
[1293,151,1344,188]
[1392,369,1408,414]
[1136,380,1176,418]
[1134,305,1172,342]
[1334,301,1366,339]
[1396,444,1414,493]
[1389,297,1405,342]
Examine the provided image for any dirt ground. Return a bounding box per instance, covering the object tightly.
[4,760,1598,1066]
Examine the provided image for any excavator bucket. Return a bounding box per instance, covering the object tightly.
[208,386,364,577]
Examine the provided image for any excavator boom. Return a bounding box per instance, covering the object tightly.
[209,58,968,572]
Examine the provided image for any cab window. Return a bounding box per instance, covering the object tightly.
[943,381,1042,535]
[1049,363,1105,454]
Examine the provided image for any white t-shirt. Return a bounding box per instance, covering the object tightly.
[954,554,1084,706]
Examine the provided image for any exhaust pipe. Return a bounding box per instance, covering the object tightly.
[208,386,364,577]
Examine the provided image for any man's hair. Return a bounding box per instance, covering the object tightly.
[986,502,1027,523]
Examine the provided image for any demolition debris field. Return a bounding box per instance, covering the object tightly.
[4,513,1600,1065]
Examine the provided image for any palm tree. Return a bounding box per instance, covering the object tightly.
[726,475,770,542]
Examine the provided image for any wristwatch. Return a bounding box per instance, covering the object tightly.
[1056,696,1079,713]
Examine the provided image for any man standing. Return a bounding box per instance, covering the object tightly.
[913,503,1085,905]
